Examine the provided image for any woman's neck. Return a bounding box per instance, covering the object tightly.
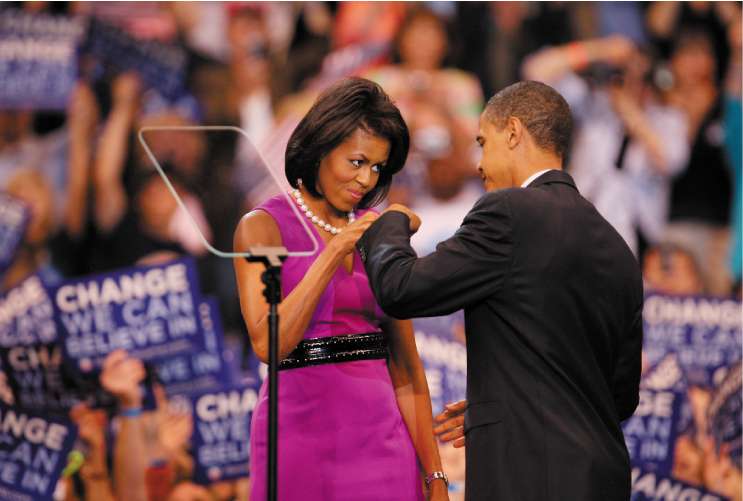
[298,187,349,228]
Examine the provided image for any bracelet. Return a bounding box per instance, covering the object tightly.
[565,42,589,69]
[120,407,142,418]
[425,471,449,488]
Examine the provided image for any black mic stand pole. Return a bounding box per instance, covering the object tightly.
[246,246,287,501]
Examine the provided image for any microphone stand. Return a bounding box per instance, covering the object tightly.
[246,246,287,501]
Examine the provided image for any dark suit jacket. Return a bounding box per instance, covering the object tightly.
[358,170,643,501]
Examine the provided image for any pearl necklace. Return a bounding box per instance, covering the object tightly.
[290,189,355,235]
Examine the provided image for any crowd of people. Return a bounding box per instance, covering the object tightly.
[0,2,740,501]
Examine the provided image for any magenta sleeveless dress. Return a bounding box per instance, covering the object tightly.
[248,195,423,501]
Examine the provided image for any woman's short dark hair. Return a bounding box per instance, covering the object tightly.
[285,77,409,208]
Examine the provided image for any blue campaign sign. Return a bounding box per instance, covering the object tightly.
[84,18,187,100]
[412,312,467,414]
[642,294,741,387]
[156,297,231,396]
[52,258,204,372]
[631,466,728,501]
[0,400,78,501]
[0,10,84,109]
[632,294,742,497]
[0,274,83,413]
[0,193,29,276]
[623,355,686,475]
[189,381,259,484]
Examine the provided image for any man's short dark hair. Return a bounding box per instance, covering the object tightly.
[285,77,409,209]
[484,81,572,161]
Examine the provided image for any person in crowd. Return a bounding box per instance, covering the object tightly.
[69,404,115,501]
[91,72,216,266]
[366,7,483,141]
[523,34,689,258]
[642,243,705,295]
[0,82,98,283]
[1,169,60,291]
[722,5,742,295]
[99,350,149,501]
[233,78,447,500]
[359,81,643,500]
[222,4,284,211]
[664,28,735,296]
[673,377,742,501]
[454,2,581,98]
[332,2,407,50]
[647,1,733,83]
[405,101,483,255]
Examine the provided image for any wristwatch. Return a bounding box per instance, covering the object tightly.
[425,471,449,488]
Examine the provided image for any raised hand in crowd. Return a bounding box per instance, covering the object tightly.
[701,437,743,501]
[66,82,99,239]
[433,400,467,449]
[100,349,145,409]
[100,350,148,501]
[522,35,635,83]
[151,385,194,479]
[69,404,115,501]
[93,72,142,233]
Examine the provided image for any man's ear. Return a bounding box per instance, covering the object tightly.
[506,116,523,150]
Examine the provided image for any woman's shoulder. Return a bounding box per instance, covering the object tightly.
[234,204,283,249]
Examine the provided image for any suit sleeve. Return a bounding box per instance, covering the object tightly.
[612,304,643,421]
[358,192,514,319]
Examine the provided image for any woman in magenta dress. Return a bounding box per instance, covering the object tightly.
[234,78,447,501]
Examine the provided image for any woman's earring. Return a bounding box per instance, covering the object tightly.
[297,178,303,187]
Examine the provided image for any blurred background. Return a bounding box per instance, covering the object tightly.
[0,2,740,501]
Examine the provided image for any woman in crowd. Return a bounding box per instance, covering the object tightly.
[233,77,447,501]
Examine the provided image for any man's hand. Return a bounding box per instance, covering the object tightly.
[383,204,421,233]
[433,400,467,448]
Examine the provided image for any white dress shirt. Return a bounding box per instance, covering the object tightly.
[521,169,556,188]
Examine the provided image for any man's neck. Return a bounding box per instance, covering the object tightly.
[513,149,563,187]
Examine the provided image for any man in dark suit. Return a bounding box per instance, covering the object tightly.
[358,81,643,500]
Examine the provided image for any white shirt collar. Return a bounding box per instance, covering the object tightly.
[521,169,557,188]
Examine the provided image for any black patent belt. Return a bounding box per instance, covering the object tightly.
[278,332,388,370]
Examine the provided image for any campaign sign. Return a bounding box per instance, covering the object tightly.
[413,312,467,414]
[0,10,83,109]
[0,400,78,501]
[642,294,741,386]
[222,334,263,388]
[190,382,258,484]
[0,193,29,276]
[623,355,686,475]
[156,297,230,396]
[53,258,202,372]
[631,467,728,501]
[84,18,186,100]
[0,274,83,413]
